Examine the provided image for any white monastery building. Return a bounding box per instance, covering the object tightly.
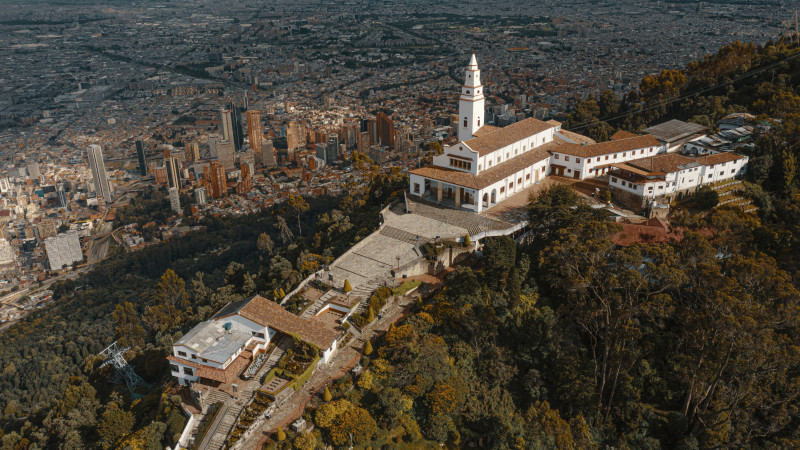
[409,54,750,212]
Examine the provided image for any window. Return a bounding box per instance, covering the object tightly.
[555,154,560,159]
[191,354,197,359]
[177,351,187,357]
[707,174,712,178]
[184,367,194,376]
[605,155,609,160]
[613,154,618,159]
[623,152,626,157]
[611,177,618,183]
[565,156,570,162]
[730,169,735,174]
[500,186,505,193]
[541,167,545,172]
[413,183,420,193]
[526,174,530,180]
[576,158,581,163]
[170,364,179,373]
[509,182,514,188]
[478,119,481,126]
[449,158,472,170]
[463,119,467,127]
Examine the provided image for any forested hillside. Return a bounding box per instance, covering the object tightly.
[286,184,799,449]
[0,156,406,449]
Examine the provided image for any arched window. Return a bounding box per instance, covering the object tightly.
[466,90,470,94]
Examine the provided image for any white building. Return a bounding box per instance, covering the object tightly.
[409,55,749,214]
[608,152,749,208]
[0,238,16,273]
[44,230,82,271]
[168,187,181,213]
[168,295,341,386]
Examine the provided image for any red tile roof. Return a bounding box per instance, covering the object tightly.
[219,295,339,350]
[610,130,639,140]
[463,118,558,156]
[553,134,661,158]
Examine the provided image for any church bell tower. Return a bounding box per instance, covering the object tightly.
[458,53,485,142]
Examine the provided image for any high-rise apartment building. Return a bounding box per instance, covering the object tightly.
[44,230,82,271]
[217,141,235,171]
[260,140,277,167]
[236,163,252,195]
[246,110,263,158]
[135,140,148,176]
[377,112,395,147]
[87,144,112,203]
[185,141,200,164]
[165,151,180,189]
[168,187,182,213]
[194,187,207,205]
[209,160,227,198]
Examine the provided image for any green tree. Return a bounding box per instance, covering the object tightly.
[97,402,134,449]
[328,407,378,447]
[694,186,719,209]
[364,340,373,356]
[112,302,145,349]
[257,232,274,256]
[286,194,310,235]
[275,216,294,245]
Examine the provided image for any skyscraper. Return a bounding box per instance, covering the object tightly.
[377,112,395,147]
[135,140,148,176]
[87,144,112,203]
[168,187,182,214]
[56,183,68,208]
[230,103,244,151]
[194,187,207,206]
[246,110,263,158]
[260,140,277,167]
[220,108,234,143]
[236,163,252,195]
[165,151,180,189]
[209,160,227,198]
[216,141,235,171]
[185,141,200,164]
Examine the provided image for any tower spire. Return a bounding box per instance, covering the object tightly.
[458,53,485,142]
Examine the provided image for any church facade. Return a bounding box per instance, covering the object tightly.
[408,54,748,213]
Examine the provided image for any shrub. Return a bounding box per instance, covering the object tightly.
[343,279,353,293]
[695,186,719,209]
[364,340,373,356]
[276,427,286,442]
[323,386,332,402]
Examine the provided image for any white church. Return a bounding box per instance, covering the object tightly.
[408,54,749,212]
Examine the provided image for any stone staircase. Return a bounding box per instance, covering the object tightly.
[300,289,339,318]
[204,399,244,450]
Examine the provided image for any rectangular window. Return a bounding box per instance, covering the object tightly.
[611,177,618,183]
[184,367,194,376]
[413,183,420,194]
[526,174,530,180]
[509,182,514,188]
[555,154,560,159]
[177,351,187,357]
[518,178,522,184]
[170,364,179,373]
[576,158,581,163]
[257,332,265,338]
[605,155,609,160]
[613,154,618,159]
[565,156,570,162]
[730,169,735,174]
[623,152,626,157]
[191,354,197,359]
[500,186,505,193]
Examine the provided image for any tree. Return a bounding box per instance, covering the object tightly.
[276,427,286,442]
[367,306,375,323]
[286,194,310,235]
[343,278,353,293]
[323,386,332,402]
[694,186,719,209]
[315,399,353,429]
[256,232,274,256]
[275,216,294,246]
[293,432,316,450]
[112,302,145,349]
[463,234,471,247]
[144,268,188,332]
[98,403,134,449]
[364,340,373,356]
[328,407,378,447]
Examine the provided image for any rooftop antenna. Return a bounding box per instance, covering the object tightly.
[98,341,147,394]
